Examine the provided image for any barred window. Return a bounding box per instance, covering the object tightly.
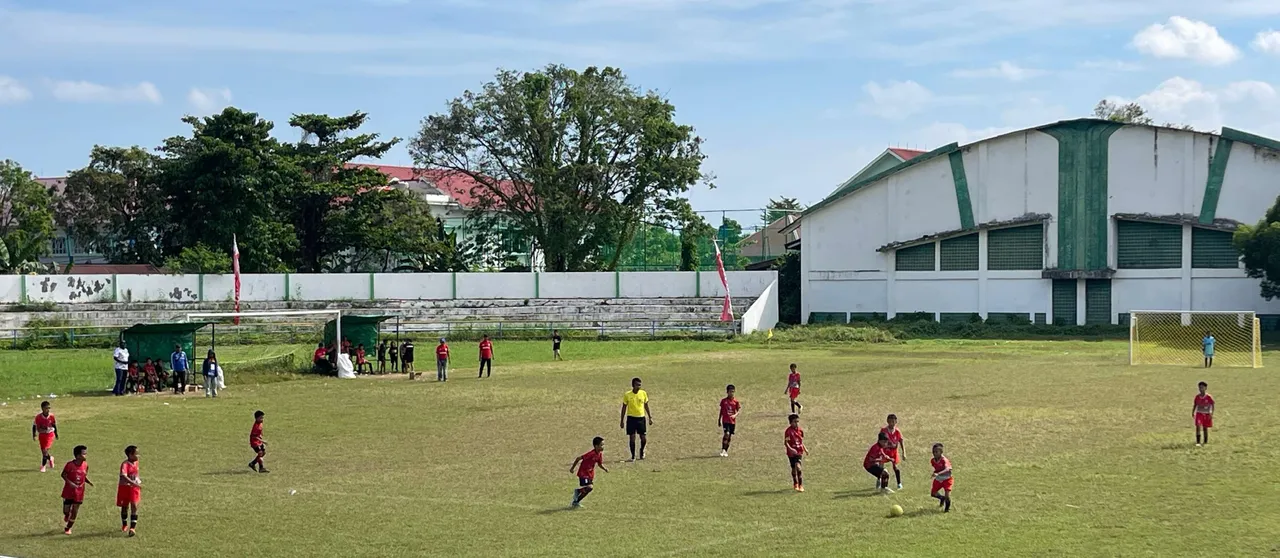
[988,225,1043,270]
[940,234,978,271]
[1191,228,1238,269]
[895,243,935,271]
[1052,279,1076,325]
[1117,220,1181,269]
[1085,279,1111,325]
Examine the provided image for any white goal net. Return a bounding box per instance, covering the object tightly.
[1129,310,1261,368]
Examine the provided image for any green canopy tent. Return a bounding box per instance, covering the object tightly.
[120,322,212,365]
[323,315,394,354]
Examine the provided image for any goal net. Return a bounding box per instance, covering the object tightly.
[1129,311,1262,368]
[185,310,356,378]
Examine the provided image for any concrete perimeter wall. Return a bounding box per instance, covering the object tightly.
[3,271,776,305]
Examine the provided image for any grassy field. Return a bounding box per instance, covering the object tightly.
[1,339,1279,557]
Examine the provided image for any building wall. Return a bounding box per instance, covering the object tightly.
[801,123,1280,324]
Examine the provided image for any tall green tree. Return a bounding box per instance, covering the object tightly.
[410,64,710,272]
[761,197,803,225]
[57,146,166,264]
[1235,202,1280,299]
[0,160,55,273]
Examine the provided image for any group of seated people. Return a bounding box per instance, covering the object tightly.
[311,338,377,375]
[123,358,171,394]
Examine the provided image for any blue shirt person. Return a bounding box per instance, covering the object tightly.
[1202,331,1215,368]
[171,345,190,394]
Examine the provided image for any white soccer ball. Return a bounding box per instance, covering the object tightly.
[289,489,297,495]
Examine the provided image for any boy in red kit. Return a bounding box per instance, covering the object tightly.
[784,414,807,492]
[718,384,741,457]
[60,445,93,535]
[784,363,802,414]
[569,437,608,508]
[1193,381,1215,446]
[249,410,269,473]
[478,334,493,378]
[880,414,905,490]
[930,443,953,512]
[117,445,141,536]
[864,432,893,492]
[33,400,58,472]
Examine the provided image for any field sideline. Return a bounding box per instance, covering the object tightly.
[2,339,1279,557]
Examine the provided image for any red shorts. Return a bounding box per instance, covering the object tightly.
[788,388,800,400]
[116,485,141,506]
[1195,413,1213,428]
[61,486,84,502]
[38,433,55,451]
[885,447,901,465]
[932,478,954,493]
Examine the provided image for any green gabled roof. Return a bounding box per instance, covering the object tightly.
[1221,127,1280,152]
[803,142,959,217]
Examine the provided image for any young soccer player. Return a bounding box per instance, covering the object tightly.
[930,442,952,512]
[1193,381,1215,446]
[478,334,493,378]
[784,413,807,492]
[377,340,388,374]
[60,445,92,535]
[403,340,416,380]
[569,437,608,508]
[249,411,269,473]
[552,329,563,361]
[117,445,141,536]
[1202,330,1215,368]
[718,384,741,457]
[881,414,905,490]
[33,400,58,472]
[435,338,451,382]
[864,432,893,492]
[784,363,802,414]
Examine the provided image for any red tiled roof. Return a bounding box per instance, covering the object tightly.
[64,264,162,275]
[887,148,927,161]
[345,163,506,209]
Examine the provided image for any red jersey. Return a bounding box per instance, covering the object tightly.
[1194,393,1215,413]
[719,398,742,425]
[880,427,903,450]
[436,344,450,360]
[576,449,603,479]
[143,363,156,376]
[787,372,801,389]
[34,413,56,434]
[250,422,264,446]
[784,425,805,456]
[863,444,891,469]
[61,460,88,501]
[931,456,952,480]
[313,347,327,362]
[119,460,139,486]
[479,339,493,359]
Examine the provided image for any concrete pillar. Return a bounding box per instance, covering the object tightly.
[978,230,989,319]
[1181,225,1193,310]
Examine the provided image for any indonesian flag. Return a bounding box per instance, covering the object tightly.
[232,235,241,325]
[714,240,733,322]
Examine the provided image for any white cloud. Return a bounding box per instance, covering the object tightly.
[950,61,1045,82]
[1131,17,1240,65]
[0,75,31,103]
[186,87,232,113]
[1254,30,1280,55]
[1077,59,1143,72]
[49,80,162,104]
[860,80,934,119]
[1113,77,1279,131]
[912,97,1069,148]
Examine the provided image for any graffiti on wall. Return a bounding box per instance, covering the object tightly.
[40,276,113,301]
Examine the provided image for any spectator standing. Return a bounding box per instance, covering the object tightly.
[402,340,416,380]
[170,345,190,394]
[377,340,388,374]
[112,341,130,396]
[435,338,451,382]
[478,335,494,378]
[203,350,220,398]
[389,341,400,373]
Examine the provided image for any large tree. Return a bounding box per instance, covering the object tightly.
[410,65,710,272]
[761,197,804,225]
[57,146,166,264]
[0,160,55,273]
[1235,202,1280,300]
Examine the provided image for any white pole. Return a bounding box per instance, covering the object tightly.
[336,310,343,355]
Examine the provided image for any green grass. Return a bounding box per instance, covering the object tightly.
[2,339,1279,557]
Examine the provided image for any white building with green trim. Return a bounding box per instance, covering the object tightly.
[799,118,1280,326]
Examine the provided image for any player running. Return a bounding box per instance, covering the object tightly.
[60,445,93,535]
[864,432,894,493]
[880,414,905,490]
[784,413,807,492]
[929,442,953,513]
[785,363,802,414]
[249,410,269,473]
[1202,330,1215,368]
[718,384,741,457]
[569,437,608,508]
[620,377,653,461]
[117,445,141,536]
[1193,381,1215,446]
[33,400,58,472]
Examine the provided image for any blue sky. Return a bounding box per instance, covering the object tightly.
[1,0,1278,227]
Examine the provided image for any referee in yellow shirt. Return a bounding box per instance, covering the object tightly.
[620,377,653,461]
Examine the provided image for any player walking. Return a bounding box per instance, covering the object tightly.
[33,400,58,472]
[117,445,141,536]
[402,340,416,380]
[1193,381,1215,446]
[784,414,807,492]
[478,334,494,378]
[435,338,451,382]
[620,377,653,461]
[1202,330,1215,368]
[929,443,953,512]
[880,414,905,490]
[249,410,269,473]
[785,363,802,414]
[569,437,608,508]
[60,445,93,535]
[718,385,741,457]
[552,329,563,361]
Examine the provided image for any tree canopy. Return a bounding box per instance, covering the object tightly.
[0,160,55,273]
[1235,202,1280,300]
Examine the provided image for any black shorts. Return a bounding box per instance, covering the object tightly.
[63,499,82,507]
[625,416,647,435]
[578,477,593,487]
[788,455,802,467]
[722,423,736,435]
[865,464,886,478]
[252,444,266,455]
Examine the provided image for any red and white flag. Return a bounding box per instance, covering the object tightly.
[713,241,733,322]
[232,235,242,325]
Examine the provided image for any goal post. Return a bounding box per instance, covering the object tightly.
[186,310,345,352]
[1129,310,1262,368]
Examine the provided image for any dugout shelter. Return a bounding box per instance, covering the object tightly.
[323,315,394,353]
[120,322,212,364]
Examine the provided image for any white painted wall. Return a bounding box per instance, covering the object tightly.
[373,273,453,300]
[23,275,115,303]
[806,273,887,316]
[887,157,961,243]
[1216,142,1280,223]
[1191,276,1280,313]
[984,276,1051,315]
[620,272,697,298]
[967,132,1060,225]
[1113,277,1183,313]
[456,273,536,299]
[203,274,289,302]
[538,273,616,299]
[292,274,371,301]
[893,277,979,314]
[119,275,201,303]
[1108,127,1210,217]
[0,276,21,304]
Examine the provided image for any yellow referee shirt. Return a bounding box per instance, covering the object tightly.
[622,390,649,418]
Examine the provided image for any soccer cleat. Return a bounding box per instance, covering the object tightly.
[258,468,270,473]
[128,528,136,537]
[897,484,903,490]
[1196,443,1202,447]
[64,528,72,536]
[40,466,46,473]
[797,485,805,492]
[122,524,129,533]
[719,450,728,457]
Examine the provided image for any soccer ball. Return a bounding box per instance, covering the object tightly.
[890,504,904,517]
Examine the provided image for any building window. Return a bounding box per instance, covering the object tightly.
[1191,228,1238,269]
[940,234,978,271]
[988,225,1044,270]
[895,243,935,271]
[1085,279,1111,325]
[51,237,68,255]
[1052,279,1076,325]
[1117,220,1181,269]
